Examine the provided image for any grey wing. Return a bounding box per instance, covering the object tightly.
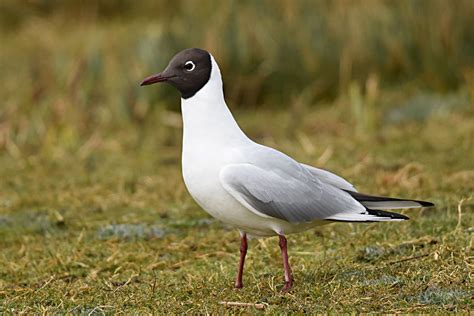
[300,163,357,192]
[220,163,366,223]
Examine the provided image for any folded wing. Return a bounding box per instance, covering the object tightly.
[300,163,357,191]
[220,163,367,223]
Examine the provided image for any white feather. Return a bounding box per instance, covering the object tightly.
[326,213,406,222]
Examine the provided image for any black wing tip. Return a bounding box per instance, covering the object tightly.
[419,200,435,207]
[344,190,435,208]
[324,209,409,223]
[367,209,409,220]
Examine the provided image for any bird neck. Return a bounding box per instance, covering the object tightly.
[180,56,249,147]
[181,91,248,147]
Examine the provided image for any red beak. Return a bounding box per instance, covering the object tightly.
[140,73,174,86]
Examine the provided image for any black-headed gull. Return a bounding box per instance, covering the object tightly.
[140,48,434,291]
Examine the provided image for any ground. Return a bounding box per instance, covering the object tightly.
[0,100,472,313]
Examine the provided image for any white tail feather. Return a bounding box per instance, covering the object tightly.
[326,213,406,222]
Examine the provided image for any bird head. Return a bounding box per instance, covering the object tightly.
[140,48,212,99]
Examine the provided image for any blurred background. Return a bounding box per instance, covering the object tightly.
[1,0,473,155]
[1,1,473,312]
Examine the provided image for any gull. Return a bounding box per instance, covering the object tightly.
[140,48,434,291]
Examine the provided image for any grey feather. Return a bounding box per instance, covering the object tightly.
[300,163,357,191]
[220,144,366,223]
[344,191,434,210]
[361,201,424,210]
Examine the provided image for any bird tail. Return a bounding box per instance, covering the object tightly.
[344,190,434,210]
[326,209,409,222]
[324,191,434,222]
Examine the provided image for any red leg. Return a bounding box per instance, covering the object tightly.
[278,235,293,292]
[234,232,247,289]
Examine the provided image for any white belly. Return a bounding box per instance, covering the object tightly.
[179,94,327,236]
[181,148,325,236]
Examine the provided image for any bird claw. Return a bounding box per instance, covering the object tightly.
[234,282,243,289]
[281,281,292,292]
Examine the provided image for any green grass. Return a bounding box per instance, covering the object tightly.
[1,103,473,313]
[1,1,473,313]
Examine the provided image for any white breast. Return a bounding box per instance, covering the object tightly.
[180,96,260,231]
[178,55,325,236]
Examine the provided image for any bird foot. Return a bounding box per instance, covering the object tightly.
[234,281,243,289]
[281,281,292,292]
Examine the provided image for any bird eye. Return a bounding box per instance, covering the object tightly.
[184,61,195,72]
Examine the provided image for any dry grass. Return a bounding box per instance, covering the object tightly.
[1,103,473,313]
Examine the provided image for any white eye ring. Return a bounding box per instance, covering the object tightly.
[184,61,195,72]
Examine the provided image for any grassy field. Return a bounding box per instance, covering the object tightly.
[1,103,472,313]
[1,1,473,313]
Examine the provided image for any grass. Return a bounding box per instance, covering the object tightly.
[1,1,473,313]
[1,102,473,313]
